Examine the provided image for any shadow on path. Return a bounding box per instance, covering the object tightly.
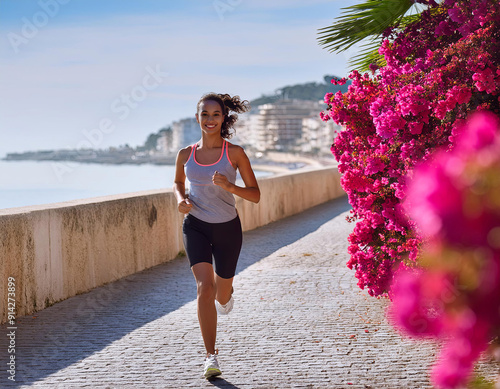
[236,195,351,273]
[0,196,350,387]
[207,377,242,388]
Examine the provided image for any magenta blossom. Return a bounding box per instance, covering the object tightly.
[405,111,500,247]
[391,111,500,389]
[324,0,500,298]
[473,68,497,94]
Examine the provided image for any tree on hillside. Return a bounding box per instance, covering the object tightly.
[249,75,350,108]
[137,126,172,152]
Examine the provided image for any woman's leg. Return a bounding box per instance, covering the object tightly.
[192,262,218,355]
[215,275,234,305]
[212,215,242,305]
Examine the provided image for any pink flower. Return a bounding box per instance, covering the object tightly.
[404,112,500,247]
[369,63,379,73]
[390,269,444,337]
[472,68,496,94]
[409,122,424,135]
[331,77,347,86]
[448,7,465,23]
[431,321,490,389]
[454,110,500,154]
[435,99,454,120]
[435,20,452,36]
[341,170,373,193]
[390,179,407,200]
[370,100,406,139]
[446,86,472,106]
[365,156,385,175]
[431,340,475,388]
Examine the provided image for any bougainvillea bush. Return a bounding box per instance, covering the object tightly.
[322,0,500,297]
[391,111,500,388]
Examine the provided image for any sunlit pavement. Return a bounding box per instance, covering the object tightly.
[1,196,497,388]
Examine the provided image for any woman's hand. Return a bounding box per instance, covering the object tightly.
[212,171,233,192]
[178,198,193,214]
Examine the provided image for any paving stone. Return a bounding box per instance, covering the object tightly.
[0,196,498,388]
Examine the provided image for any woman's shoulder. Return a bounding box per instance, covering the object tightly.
[226,141,245,155]
[226,141,249,167]
[176,145,194,165]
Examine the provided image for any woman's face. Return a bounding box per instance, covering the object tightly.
[196,100,225,136]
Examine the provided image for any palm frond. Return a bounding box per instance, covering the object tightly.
[399,13,422,27]
[317,0,414,53]
[348,41,387,73]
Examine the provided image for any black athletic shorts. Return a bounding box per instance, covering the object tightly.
[182,214,243,279]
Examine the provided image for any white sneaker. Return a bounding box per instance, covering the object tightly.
[215,287,234,315]
[204,352,222,379]
[215,295,234,315]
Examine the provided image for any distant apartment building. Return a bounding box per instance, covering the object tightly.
[157,117,200,154]
[301,116,341,154]
[156,99,337,155]
[232,112,258,147]
[251,99,327,152]
[172,117,199,150]
[156,127,172,154]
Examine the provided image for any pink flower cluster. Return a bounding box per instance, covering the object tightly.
[473,68,499,94]
[323,0,500,297]
[390,112,500,388]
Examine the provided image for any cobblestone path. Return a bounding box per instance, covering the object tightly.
[1,197,497,388]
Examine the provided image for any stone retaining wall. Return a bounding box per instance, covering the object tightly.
[0,167,344,323]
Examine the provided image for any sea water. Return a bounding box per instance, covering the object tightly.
[0,160,271,210]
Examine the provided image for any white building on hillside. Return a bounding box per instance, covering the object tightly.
[171,117,200,151]
[252,99,326,151]
[232,112,258,148]
[301,116,341,154]
[156,128,172,154]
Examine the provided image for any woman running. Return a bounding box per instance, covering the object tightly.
[173,93,261,379]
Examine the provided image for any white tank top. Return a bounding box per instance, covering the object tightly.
[184,140,237,223]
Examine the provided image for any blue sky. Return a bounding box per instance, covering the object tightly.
[0,0,361,156]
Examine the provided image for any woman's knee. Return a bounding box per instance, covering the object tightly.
[197,280,216,301]
[192,262,216,301]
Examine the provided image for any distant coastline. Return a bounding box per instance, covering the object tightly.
[2,149,176,166]
[2,148,336,173]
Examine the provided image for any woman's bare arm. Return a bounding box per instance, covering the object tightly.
[173,147,193,214]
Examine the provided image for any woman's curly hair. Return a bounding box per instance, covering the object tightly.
[197,93,251,139]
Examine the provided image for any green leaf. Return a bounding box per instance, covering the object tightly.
[317,0,414,54]
[317,0,428,72]
[348,40,387,73]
